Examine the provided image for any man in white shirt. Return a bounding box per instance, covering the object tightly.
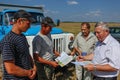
[78,22,120,80]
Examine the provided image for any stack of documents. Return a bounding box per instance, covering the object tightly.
[55,51,73,67]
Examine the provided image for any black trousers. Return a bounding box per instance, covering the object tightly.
[93,76,117,80]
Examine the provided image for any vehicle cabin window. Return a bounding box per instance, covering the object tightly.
[110,28,120,33]
[30,12,44,24]
[115,28,120,33]
[0,15,2,25]
[3,12,44,25]
[4,14,9,25]
[4,12,14,25]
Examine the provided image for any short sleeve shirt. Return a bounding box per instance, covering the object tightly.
[32,33,54,61]
[73,32,97,54]
[1,31,33,80]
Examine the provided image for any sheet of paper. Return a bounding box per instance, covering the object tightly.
[55,51,73,67]
[71,61,92,66]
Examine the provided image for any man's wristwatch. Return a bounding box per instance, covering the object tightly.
[94,65,97,71]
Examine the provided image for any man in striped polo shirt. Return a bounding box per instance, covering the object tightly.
[0,10,37,80]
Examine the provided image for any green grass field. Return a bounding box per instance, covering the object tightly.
[59,22,120,36]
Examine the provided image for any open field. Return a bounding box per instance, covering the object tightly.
[59,22,120,36]
[0,22,120,80]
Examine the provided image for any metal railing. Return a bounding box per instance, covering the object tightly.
[52,34,65,53]
[26,34,66,57]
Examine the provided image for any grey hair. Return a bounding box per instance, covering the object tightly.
[95,22,109,31]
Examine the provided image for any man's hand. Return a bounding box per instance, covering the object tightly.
[84,64,94,71]
[27,69,37,79]
[77,53,94,61]
[54,50,60,57]
[70,52,75,56]
[76,56,84,61]
[50,61,59,68]
[29,65,37,80]
[27,69,33,79]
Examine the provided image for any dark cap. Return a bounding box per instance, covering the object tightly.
[41,16,55,27]
[13,10,35,22]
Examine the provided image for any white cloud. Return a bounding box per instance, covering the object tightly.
[25,0,32,1]
[85,10,102,17]
[67,0,78,5]
[44,9,59,14]
[34,4,45,8]
[65,10,102,22]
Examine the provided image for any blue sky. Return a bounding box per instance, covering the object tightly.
[1,0,120,22]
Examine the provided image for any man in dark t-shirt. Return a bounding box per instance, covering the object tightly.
[1,10,37,80]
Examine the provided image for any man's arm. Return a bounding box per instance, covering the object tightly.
[80,53,118,72]
[53,50,60,57]
[33,53,58,68]
[71,47,82,56]
[4,60,32,78]
[84,64,118,72]
[77,53,94,61]
[29,56,37,79]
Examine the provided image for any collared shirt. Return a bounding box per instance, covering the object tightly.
[92,34,120,77]
[73,32,97,54]
[1,31,33,80]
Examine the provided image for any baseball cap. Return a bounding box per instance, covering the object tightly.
[13,10,35,22]
[41,16,56,27]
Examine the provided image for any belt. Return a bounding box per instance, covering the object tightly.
[93,76,117,80]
